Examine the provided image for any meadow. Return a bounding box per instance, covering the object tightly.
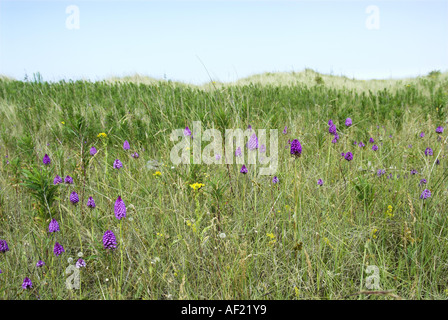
[0,70,448,299]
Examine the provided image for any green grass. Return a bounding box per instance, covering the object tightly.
[0,71,448,300]
[103,68,448,93]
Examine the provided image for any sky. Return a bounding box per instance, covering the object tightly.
[0,0,447,84]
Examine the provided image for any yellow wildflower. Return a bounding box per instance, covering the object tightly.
[294,286,300,299]
[189,183,204,190]
[386,205,394,218]
[97,132,107,138]
[61,121,65,125]
[186,220,197,233]
[267,233,276,246]
[153,171,162,176]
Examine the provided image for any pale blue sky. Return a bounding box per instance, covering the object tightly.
[0,0,447,84]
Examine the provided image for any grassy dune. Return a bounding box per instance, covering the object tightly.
[233,69,448,92]
[0,72,448,299]
[106,69,448,93]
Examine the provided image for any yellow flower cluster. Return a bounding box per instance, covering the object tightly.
[189,183,204,190]
[294,286,300,299]
[371,228,378,239]
[153,171,162,176]
[97,132,107,138]
[156,232,164,237]
[386,205,393,218]
[267,233,276,246]
[186,220,197,233]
